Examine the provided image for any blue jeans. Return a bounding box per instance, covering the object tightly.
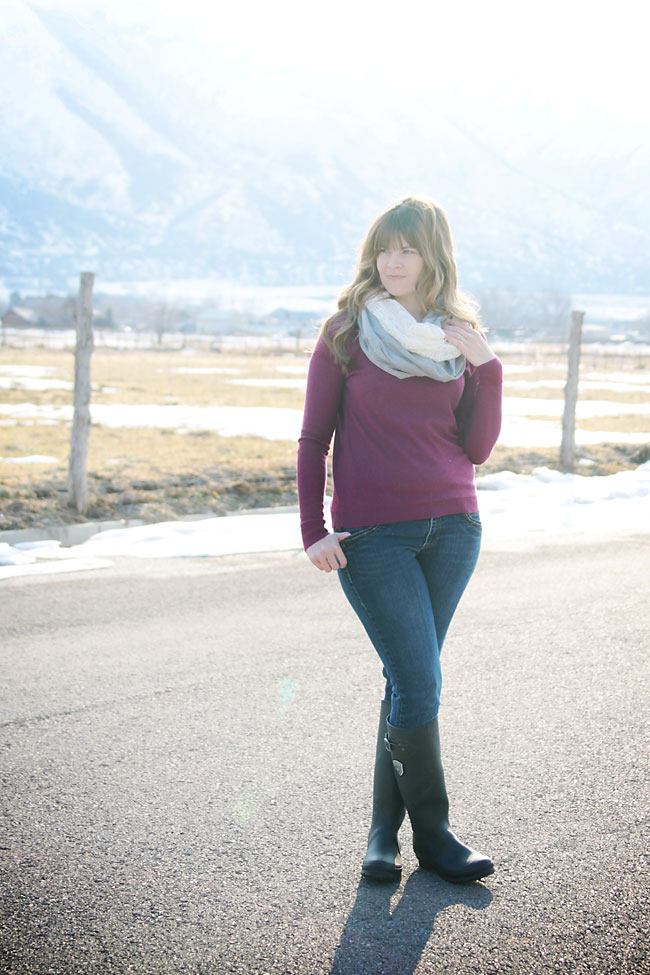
[337,515,482,729]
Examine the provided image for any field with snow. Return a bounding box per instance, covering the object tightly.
[0,334,648,576]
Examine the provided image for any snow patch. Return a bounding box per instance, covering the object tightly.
[1,454,58,464]
[1,463,648,579]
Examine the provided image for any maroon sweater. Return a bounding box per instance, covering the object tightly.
[297,330,503,550]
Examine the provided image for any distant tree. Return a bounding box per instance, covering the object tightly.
[476,288,521,335]
[59,297,77,329]
[633,309,650,338]
[95,305,117,330]
[476,288,571,339]
[155,302,170,344]
[540,291,571,336]
[139,300,187,343]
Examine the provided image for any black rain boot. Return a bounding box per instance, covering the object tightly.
[361,701,406,881]
[385,717,494,883]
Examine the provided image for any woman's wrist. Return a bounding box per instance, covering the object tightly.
[470,349,496,367]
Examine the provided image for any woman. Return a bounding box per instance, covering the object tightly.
[297,196,502,884]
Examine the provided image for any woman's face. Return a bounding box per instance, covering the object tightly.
[376,236,425,310]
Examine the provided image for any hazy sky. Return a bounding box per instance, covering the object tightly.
[31,0,649,154]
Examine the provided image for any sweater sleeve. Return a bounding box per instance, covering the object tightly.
[297,334,345,550]
[454,356,503,465]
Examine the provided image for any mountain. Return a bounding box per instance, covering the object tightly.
[1,1,649,296]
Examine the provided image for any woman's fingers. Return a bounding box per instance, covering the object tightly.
[306,532,350,571]
[443,317,472,340]
[313,549,344,572]
[443,319,495,367]
[442,318,471,348]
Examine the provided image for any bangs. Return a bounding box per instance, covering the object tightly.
[372,207,421,253]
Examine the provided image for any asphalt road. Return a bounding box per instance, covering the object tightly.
[1,536,649,974]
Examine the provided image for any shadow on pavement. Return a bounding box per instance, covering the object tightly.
[330,868,493,975]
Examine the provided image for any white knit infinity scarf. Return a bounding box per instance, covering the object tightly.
[358,293,466,381]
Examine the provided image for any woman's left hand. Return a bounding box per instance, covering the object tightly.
[443,318,496,367]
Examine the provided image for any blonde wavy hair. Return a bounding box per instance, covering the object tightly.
[322,196,480,369]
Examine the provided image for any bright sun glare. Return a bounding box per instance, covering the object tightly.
[33,0,650,149]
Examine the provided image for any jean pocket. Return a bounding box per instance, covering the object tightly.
[340,524,380,547]
[462,512,482,526]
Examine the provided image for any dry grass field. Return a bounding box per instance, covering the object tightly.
[1,340,648,531]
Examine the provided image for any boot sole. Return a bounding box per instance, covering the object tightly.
[419,860,495,884]
[361,863,402,882]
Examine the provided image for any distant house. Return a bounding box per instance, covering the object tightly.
[582,324,610,343]
[1,306,38,328]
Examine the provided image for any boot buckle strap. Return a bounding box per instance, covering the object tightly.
[384,734,404,775]
[384,732,405,754]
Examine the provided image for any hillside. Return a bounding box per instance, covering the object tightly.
[1,2,649,295]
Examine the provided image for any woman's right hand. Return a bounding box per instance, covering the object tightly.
[306,532,351,572]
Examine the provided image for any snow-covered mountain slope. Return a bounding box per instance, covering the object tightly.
[1,1,648,294]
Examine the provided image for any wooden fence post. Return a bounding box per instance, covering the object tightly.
[68,272,95,513]
[559,309,585,472]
